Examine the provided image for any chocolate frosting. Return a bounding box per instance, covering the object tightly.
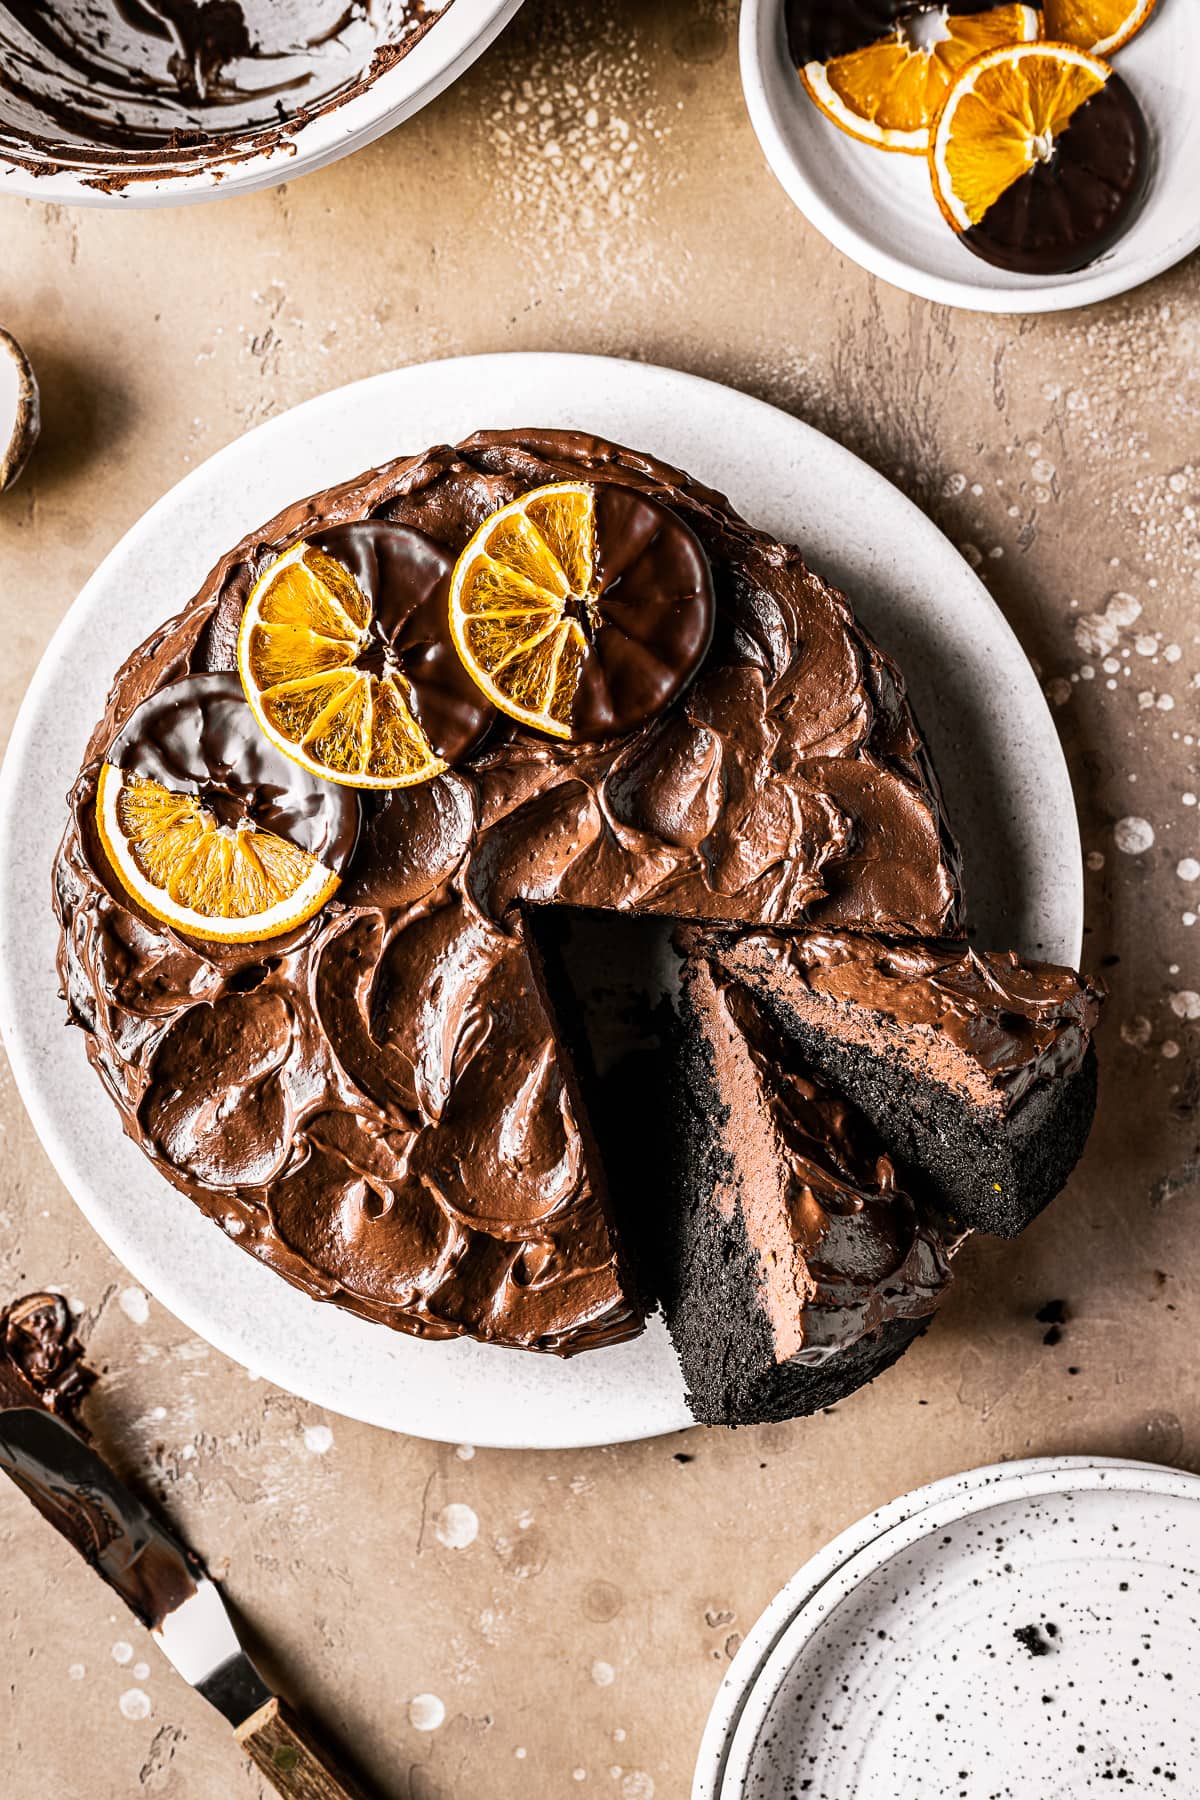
[54,429,962,1355]
[703,929,1103,1109]
[0,1292,93,1419]
[962,80,1148,277]
[108,671,361,869]
[686,962,949,1364]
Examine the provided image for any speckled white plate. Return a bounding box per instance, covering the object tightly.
[0,352,1081,1447]
[739,0,1200,313]
[716,1458,1200,1799]
[694,1457,1170,1799]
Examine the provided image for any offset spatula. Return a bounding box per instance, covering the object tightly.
[0,1405,365,1798]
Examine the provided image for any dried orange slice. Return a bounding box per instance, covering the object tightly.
[238,538,449,789]
[95,672,359,944]
[1042,0,1157,55]
[96,764,340,944]
[448,481,715,743]
[797,5,1040,154]
[930,41,1147,273]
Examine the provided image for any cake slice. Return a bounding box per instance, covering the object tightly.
[652,957,951,1426]
[694,929,1102,1237]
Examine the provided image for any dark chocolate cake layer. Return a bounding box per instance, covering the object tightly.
[698,929,1102,1237]
[54,429,963,1358]
[658,959,950,1426]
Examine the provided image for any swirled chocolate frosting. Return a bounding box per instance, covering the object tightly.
[54,429,963,1355]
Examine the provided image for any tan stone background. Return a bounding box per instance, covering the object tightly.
[1,2,1198,1796]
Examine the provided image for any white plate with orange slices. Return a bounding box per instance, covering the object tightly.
[0,353,1081,1447]
[740,0,1200,312]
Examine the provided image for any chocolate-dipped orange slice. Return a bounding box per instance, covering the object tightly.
[787,1,1040,154]
[930,41,1148,274]
[448,482,715,742]
[95,672,360,944]
[237,522,495,789]
[1042,0,1157,57]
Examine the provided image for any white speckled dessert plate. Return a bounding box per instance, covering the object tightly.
[713,1458,1200,1799]
[739,0,1200,313]
[0,353,1082,1447]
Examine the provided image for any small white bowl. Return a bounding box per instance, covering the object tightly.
[0,0,523,209]
[738,0,1200,313]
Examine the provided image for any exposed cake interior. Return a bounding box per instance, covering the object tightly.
[535,918,951,1426]
[659,958,950,1425]
[696,929,1102,1238]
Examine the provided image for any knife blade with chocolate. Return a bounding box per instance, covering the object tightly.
[0,1292,366,1800]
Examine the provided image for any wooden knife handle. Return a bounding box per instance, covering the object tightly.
[235,1695,367,1800]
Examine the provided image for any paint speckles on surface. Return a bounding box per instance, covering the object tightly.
[1114,817,1155,855]
[409,1693,445,1732]
[118,1287,149,1325]
[68,1663,85,1681]
[620,1773,655,1799]
[118,1689,151,1722]
[435,1502,479,1550]
[302,1423,333,1455]
[472,5,681,307]
[591,1659,616,1687]
[1074,592,1141,660]
[111,1642,133,1665]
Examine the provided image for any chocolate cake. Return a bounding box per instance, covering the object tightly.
[642,957,951,1427]
[52,426,1098,1421]
[695,930,1102,1238]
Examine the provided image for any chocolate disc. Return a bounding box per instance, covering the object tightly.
[961,74,1148,276]
[106,671,361,872]
[311,521,496,765]
[567,485,715,742]
[785,0,1019,65]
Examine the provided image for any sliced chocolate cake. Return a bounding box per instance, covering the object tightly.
[54,429,963,1362]
[50,424,1100,1420]
[656,957,951,1426]
[695,930,1102,1238]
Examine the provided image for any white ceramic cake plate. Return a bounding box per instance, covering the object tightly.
[740,0,1200,314]
[705,1456,1200,1799]
[0,353,1082,1447]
